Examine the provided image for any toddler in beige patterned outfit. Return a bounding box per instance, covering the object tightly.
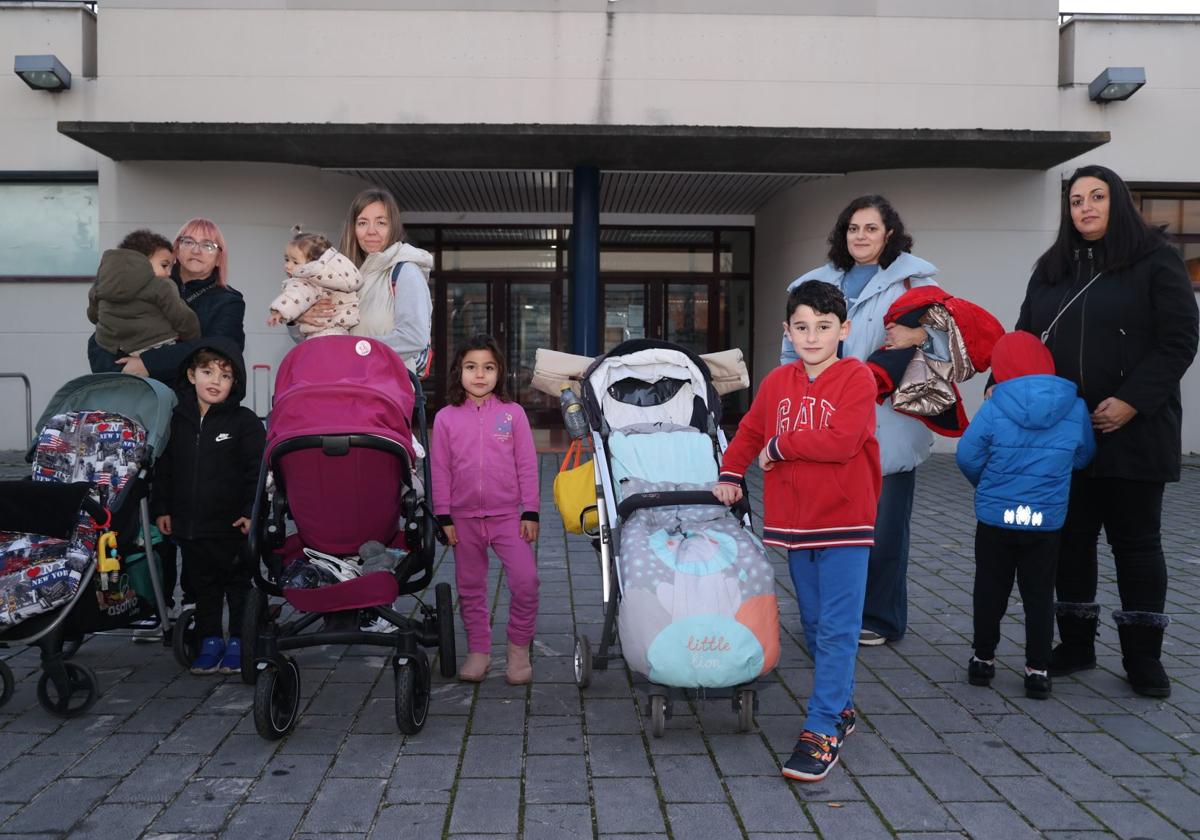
[268,230,361,338]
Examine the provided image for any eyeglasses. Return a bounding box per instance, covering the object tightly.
[178,236,221,254]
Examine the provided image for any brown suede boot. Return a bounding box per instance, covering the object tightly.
[505,642,533,685]
[458,652,491,683]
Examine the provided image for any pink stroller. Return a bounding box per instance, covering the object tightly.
[244,336,453,740]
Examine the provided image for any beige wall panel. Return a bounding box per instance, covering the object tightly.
[0,9,98,171]
[92,9,1061,129]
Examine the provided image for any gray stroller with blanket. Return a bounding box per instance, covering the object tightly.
[536,339,779,737]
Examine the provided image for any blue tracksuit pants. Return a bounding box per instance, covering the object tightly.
[788,546,869,737]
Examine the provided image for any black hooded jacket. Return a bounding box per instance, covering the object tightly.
[88,264,246,385]
[1015,240,1198,482]
[151,337,265,539]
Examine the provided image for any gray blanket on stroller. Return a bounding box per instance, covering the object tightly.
[616,477,779,688]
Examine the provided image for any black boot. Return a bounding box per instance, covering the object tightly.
[1049,602,1098,677]
[1114,610,1171,698]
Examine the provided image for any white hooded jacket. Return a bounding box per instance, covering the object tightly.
[351,241,434,369]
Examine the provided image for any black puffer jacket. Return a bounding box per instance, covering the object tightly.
[151,337,265,539]
[88,265,246,386]
[1015,241,1198,482]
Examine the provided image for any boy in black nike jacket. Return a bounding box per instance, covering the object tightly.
[153,338,265,675]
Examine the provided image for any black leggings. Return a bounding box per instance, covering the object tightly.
[1056,474,1167,613]
[973,523,1059,671]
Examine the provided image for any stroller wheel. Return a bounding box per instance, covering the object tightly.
[573,635,592,689]
[394,649,431,736]
[435,582,456,679]
[241,591,266,685]
[0,660,13,709]
[649,694,667,738]
[253,656,301,740]
[736,689,756,733]
[172,608,199,670]
[37,662,100,719]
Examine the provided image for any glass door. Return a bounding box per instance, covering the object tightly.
[504,282,561,423]
[433,276,564,424]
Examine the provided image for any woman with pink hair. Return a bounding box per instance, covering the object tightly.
[88,217,246,382]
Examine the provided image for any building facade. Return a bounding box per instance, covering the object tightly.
[2,1,1198,451]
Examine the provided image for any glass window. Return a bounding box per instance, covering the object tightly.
[0,182,98,276]
[719,230,752,274]
[665,283,709,356]
[441,247,558,271]
[719,278,752,414]
[603,284,647,351]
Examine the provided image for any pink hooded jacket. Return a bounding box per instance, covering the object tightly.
[431,396,540,521]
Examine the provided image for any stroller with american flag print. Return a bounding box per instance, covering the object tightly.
[0,373,177,717]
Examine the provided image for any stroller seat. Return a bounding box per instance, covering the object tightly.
[0,411,148,629]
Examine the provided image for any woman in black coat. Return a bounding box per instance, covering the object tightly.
[88,217,245,385]
[1015,164,1198,697]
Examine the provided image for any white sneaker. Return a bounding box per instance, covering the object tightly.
[858,630,888,646]
[361,615,394,633]
[130,620,162,643]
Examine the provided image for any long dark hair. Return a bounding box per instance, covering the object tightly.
[445,335,511,406]
[1034,164,1164,285]
[827,194,914,271]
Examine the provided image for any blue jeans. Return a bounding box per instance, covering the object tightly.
[789,546,869,737]
[862,469,916,641]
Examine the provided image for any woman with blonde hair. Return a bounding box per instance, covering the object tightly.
[88,217,246,382]
[294,188,433,371]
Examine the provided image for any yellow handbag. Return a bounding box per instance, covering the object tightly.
[553,439,599,535]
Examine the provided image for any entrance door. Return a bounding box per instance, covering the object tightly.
[436,277,564,424]
[601,278,714,354]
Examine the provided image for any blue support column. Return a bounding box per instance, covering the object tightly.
[570,165,601,356]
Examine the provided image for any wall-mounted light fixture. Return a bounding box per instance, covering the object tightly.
[1087,66,1145,103]
[13,55,72,92]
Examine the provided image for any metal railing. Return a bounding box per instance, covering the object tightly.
[0,373,33,445]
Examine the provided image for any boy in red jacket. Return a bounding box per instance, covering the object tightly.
[715,280,881,782]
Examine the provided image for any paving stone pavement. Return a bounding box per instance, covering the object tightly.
[1,450,1198,839]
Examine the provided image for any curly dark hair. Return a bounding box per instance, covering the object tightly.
[1033,164,1164,285]
[826,195,914,271]
[117,229,174,258]
[445,334,511,406]
[786,280,847,323]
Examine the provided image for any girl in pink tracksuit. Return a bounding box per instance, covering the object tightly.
[431,335,540,685]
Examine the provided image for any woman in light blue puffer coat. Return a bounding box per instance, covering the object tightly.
[781,195,947,645]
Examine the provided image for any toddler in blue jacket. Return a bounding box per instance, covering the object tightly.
[956,331,1095,699]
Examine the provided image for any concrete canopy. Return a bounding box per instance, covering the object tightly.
[57,122,1108,173]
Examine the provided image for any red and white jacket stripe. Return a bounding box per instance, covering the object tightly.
[719,357,882,550]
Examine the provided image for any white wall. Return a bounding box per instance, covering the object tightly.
[82,4,1063,130]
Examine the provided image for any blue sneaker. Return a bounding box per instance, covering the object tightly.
[191,636,224,675]
[782,730,842,782]
[218,637,241,675]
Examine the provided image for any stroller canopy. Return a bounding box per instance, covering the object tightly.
[30,373,177,458]
[583,339,720,432]
[267,336,415,460]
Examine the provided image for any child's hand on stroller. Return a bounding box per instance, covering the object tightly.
[520,520,539,543]
[155,514,172,536]
[231,516,250,535]
[757,449,775,472]
[442,524,458,546]
[713,483,743,506]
